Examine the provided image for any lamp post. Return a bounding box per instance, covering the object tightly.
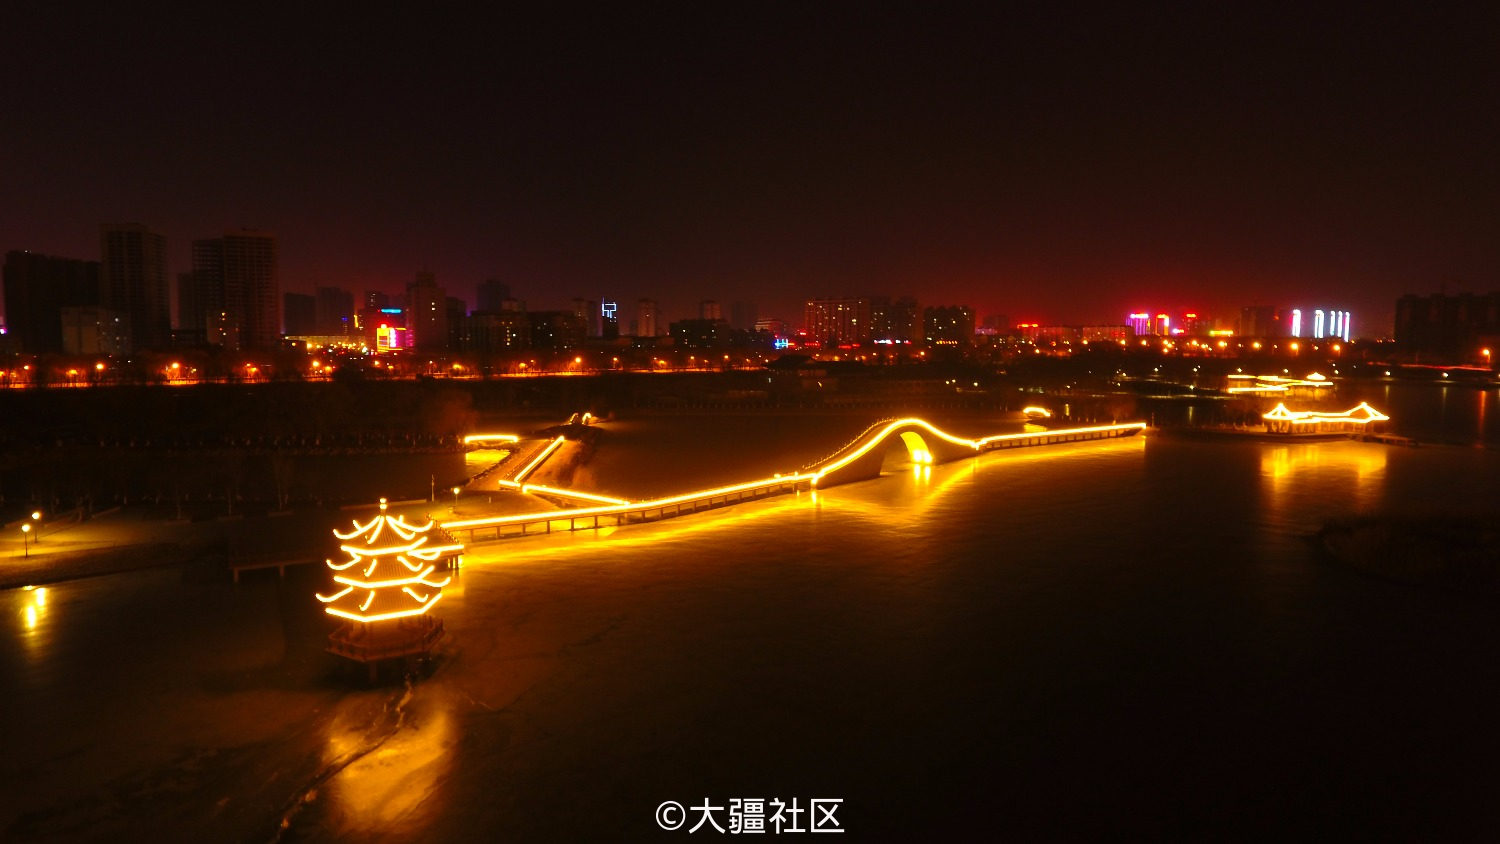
[21,523,30,558]
[30,511,40,544]
[451,486,461,512]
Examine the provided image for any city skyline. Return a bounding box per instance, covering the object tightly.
[5,7,1498,333]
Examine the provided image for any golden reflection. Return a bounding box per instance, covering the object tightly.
[464,493,816,566]
[463,447,511,476]
[1260,442,1387,511]
[444,418,1145,532]
[19,585,48,632]
[460,435,1148,567]
[322,698,456,835]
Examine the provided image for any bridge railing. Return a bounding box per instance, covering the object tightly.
[446,478,806,544]
[449,422,1145,546]
[797,417,900,474]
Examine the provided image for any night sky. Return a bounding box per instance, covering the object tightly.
[5,5,1497,332]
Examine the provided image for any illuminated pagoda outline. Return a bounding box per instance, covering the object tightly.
[317,499,463,679]
[1262,402,1389,435]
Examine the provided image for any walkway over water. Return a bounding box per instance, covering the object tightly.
[442,418,1145,544]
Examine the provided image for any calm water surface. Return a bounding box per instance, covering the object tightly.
[4,405,1500,840]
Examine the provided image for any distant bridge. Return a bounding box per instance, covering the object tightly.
[440,417,1145,544]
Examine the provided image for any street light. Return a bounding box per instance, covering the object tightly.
[20,523,30,558]
[451,486,461,511]
[30,511,40,544]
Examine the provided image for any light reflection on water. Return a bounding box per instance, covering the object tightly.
[1260,441,1388,518]
[7,422,1500,838]
[321,691,458,837]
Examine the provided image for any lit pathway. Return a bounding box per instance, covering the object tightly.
[442,417,1146,544]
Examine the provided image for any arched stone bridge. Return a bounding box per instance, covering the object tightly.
[803,417,1145,489]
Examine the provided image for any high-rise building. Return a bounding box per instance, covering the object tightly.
[406,271,448,350]
[871,296,920,343]
[190,230,279,349]
[476,279,511,313]
[923,305,975,345]
[527,311,587,349]
[700,300,723,321]
[804,298,872,346]
[636,299,659,338]
[189,240,227,344]
[283,292,317,335]
[460,312,531,352]
[446,296,467,349]
[365,290,390,310]
[2,251,102,353]
[101,223,170,350]
[571,298,599,337]
[225,232,279,348]
[671,318,729,348]
[601,300,619,340]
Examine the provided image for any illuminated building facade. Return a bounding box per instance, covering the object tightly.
[1126,312,1174,336]
[360,307,409,351]
[1286,307,1352,342]
[805,297,872,346]
[601,300,619,340]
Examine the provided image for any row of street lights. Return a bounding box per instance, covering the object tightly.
[18,510,41,558]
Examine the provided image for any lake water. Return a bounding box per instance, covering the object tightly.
[4,384,1499,839]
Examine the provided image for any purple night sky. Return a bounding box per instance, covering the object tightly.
[4,5,1497,332]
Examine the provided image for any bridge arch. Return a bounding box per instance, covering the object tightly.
[807,418,980,489]
[898,431,933,464]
